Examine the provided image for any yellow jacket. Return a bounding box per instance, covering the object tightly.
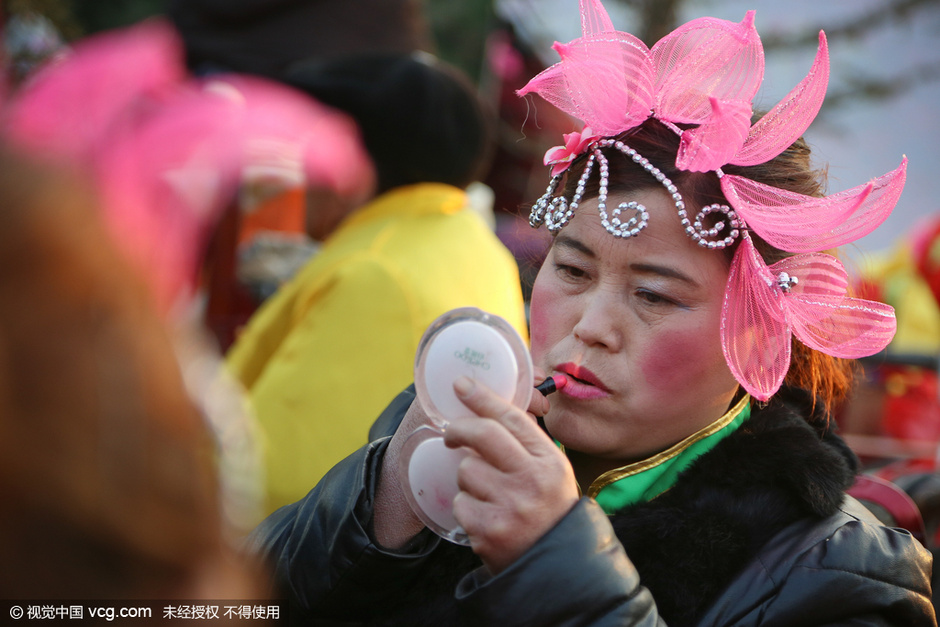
[226,183,528,515]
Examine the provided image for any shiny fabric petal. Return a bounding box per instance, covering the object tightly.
[579,0,615,35]
[721,157,906,252]
[652,12,763,126]
[722,235,791,401]
[516,0,653,137]
[675,97,751,172]
[733,32,829,166]
[544,128,602,176]
[772,254,896,358]
[519,33,654,137]
[722,243,897,401]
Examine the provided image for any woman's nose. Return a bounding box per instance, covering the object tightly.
[572,289,623,352]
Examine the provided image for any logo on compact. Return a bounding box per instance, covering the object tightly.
[454,347,490,370]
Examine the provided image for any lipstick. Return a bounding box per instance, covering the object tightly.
[535,374,569,396]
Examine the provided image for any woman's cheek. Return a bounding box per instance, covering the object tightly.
[527,282,554,359]
[640,327,716,393]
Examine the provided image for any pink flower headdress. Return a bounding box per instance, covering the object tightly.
[518,0,904,401]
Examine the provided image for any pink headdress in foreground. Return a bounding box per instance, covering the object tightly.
[518,0,904,401]
[0,21,375,317]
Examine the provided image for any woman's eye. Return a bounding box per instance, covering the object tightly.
[556,263,587,280]
[636,289,674,306]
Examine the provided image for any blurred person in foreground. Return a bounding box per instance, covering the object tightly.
[0,148,260,603]
[246,1,934,624]
[225,52,528,515]
[0,19,378,605]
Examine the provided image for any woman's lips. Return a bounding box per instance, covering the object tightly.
[555,363,611,400]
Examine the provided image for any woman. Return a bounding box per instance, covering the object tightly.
[249,2,934,624]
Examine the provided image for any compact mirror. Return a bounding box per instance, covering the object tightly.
[399,307,533,544]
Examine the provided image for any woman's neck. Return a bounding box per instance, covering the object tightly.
[566,391,749,494]
[567,449,635,494]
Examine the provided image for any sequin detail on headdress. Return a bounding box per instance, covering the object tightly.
[517,0,903,400]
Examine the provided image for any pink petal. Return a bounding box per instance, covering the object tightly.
[771,253,849,323]
[788,294,896,359]
[674,97,751,172]
[516,61,567,103]
[551,162,573,177]
[721,235,791,401]
[518,31,653,136]
[721,158,906,252]
[544,145,570,166]
[771,254,896,358]
[579,0,615,35]
[733,32,829,166]
[652,12,763,125]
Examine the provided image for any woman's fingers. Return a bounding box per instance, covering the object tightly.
[444,377,558,477]
[445,414,529,473]
[441,376,579,573]
[529,367,553,417]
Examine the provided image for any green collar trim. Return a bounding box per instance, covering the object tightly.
[588,395,751,514]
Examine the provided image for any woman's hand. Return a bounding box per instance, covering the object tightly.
[444,376,579,574]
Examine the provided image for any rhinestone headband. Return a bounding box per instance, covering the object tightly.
[518,0,904,401]
[530,137,742,249]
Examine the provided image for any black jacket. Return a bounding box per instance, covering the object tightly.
[250,387,935,626]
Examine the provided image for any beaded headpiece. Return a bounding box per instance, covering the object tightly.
[519,0,904,401]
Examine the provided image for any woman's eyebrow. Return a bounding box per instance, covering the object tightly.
[553,234,595,257]
[554,234,699,285]
[630,262,698,285]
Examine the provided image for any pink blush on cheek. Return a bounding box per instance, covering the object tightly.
[527,292,552,358]
[641,328,716,392]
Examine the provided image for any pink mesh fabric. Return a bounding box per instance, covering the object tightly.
[521,33,654,137]
[675,97,752,172]
[732,33,829,167]
[518,1,829,175]
[721,158,906,252]
[722,235,792,401]
[776,254,896,358]
[518,6,766,148]
[724,235,896,400]
[651,13,763,125]
[1,20,374,315]
[580,0,615,35]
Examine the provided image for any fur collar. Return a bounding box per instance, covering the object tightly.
[610,388,858,625]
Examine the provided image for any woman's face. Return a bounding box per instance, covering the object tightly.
[529,188,740,469]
